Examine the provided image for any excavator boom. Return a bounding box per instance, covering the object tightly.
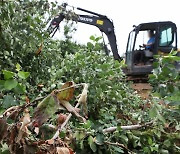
[48,7,122,61]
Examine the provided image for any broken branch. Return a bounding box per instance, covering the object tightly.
[55,83,83,93]
[52,102,80,139]
[103,121,153,133]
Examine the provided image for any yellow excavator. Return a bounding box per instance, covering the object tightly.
[44,3,180,78]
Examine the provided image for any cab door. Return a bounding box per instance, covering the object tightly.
[157,23,177,54]
[126,31,136,70]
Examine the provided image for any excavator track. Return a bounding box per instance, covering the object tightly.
[126,75,149,83]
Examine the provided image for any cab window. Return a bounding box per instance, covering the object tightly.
[134,30,150,50]
[159,26,174,46]
[127,31,135,52]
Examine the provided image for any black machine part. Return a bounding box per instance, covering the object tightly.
[47,5,122,61]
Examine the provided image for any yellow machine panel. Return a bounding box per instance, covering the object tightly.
[96,20,104,25]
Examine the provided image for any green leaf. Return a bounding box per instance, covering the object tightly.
[4,79,18,90]
[168,101,180,106]
[112,146,124,153]
[87,42,94,49]
[0,143,10,154]
[95,36,102,42]
[74,131,86,140]
[2,70,15,80]
[159,149,169,154]
[152,62,159,68]
[0,80,5,90]
[90,35,95,41]
[120,134,128,144]
[163,140,171,147]
[80,140,84,149]
[157,113,165,123]
[2,95,17,108]
[143,147,150,153]
[13,83,25,94]
[59,131,66,138]
[170,50,178,55]
[147,136,153,145]
[165,55,180,61]
[149,107,158,118]
[83,120,91,129]
[161,67,171,76]
[79,132,86,140]
[95,133,104,145]
[88,136,97,152]
[74,131,80,140]
[18,71,30,79]
[16,63,21,71]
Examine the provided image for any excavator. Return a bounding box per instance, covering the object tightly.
[45,3,180,78]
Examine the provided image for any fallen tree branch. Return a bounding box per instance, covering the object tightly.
[103,121,153,133]
[104,141,134,154]
[52,102,80,139]
[24,84,83,109]
[55,83,83,93]
[53,83,89,139]
[1,97,44,118]
[1,84,84,119]
[23,97,44,108]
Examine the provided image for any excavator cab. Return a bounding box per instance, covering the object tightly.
[125,21,177,75]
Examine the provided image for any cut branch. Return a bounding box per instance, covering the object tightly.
[103,121,153,133]
[55,83,83,93]
[52,102,80,139]
[23,97,44,108]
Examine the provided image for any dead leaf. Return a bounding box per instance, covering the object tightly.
[38,84,44,88]
[78,83,88,117]
[61,100,86,122]
[57,114,67,126]
[56,147,70,154]
[33,94,59,127]
[21,109,31,127]
[25,96,30,103]
[23,144,38,154]
[46,139,55,145]
[0,118,8,142]
[34,127,39,135]
[56,83,88,122]
[57,82,75,101]
[8,125,18,145]
[78,83,88,104]
[68,148,74,154]
[3,106,19,118]
[17,109,31,142]
[35,43,43,55]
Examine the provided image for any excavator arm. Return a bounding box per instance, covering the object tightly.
[48,6,122,61]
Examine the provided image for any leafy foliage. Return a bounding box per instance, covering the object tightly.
[149,51,180,104]
[0,0,180,153]
[0,0,75,90]
[148,51,180,153]
[149,51,180,121]
[0,65,30,113]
